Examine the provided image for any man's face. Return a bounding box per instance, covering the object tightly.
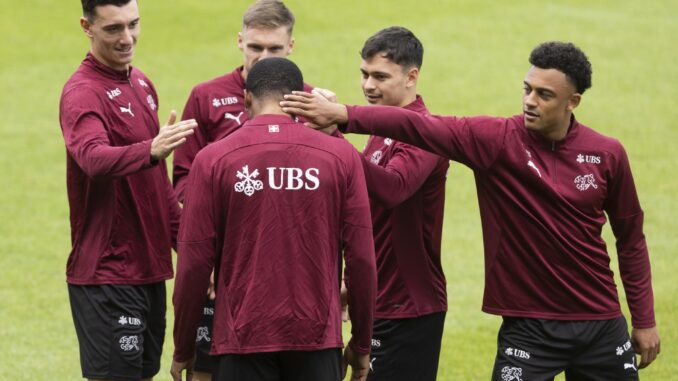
[81,0,140,71]
[522,66,580,136]
[360,54,416,107]
[238,26,293,79]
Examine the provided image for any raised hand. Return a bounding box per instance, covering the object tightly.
[151,110,198,161]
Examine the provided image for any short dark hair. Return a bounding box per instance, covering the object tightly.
[246,58,303,101]
[82,0,132,21]
[361,26,423,70]
[243,0,295,34]
[529,41,592,94]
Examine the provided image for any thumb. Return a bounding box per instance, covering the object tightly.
[165,110,177,127]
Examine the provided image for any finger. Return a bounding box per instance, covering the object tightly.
[638,348,650,368]
[282,94,313,103]
[165,137,188,151]
[291,90,314,97]
[170,119,198,131]
[281,106,311,117]
[165,110,177,127]
[164,128,196,143]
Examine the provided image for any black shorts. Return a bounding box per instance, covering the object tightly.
[491,316,639,381]
[368,311,446,381]
[194,297,217,373]
[68,283,166,381]
[213,348,341,381]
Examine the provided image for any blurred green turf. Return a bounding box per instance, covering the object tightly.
[1,1,675,379]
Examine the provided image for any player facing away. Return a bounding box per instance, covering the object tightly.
[282,41,661,380]
[171,2,313,379]
[59,0,197,380]
[339,27,449,381]
[170,57,377,381]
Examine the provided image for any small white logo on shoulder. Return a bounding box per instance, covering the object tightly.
[106,88,121,99]
[574,174,597,191]
[120,102,134,117]
[235,165,263,197]
[225,111,244,125]
[213,97,239,108]
[501,366,523,381]
[577,153,601,164]
[138,78,149,88]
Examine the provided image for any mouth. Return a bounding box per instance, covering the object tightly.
[365,94,382,103]
[524,110,539,122]
[116,46,134,57]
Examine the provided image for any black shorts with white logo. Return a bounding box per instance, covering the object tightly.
[491,316,639,381]
[368,311,446,381]
[194,297,217,373]
[68,283,166,381]
[213,348,341,381]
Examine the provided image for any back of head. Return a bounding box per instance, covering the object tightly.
[529,41,592,94]
[246,57,303,102]
[243,0,295,33]
[82,0,132,21]
[361,26,423,69]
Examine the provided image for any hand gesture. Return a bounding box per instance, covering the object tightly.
[281,91,348,128]
[631,326,660,369]
[342,346,370,381]
[151,110,198,161]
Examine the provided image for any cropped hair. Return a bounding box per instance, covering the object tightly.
[529,41,592,93]
[361,26,423,70]
[246,58,303,101]
[243,0,295,34]
[82,0,133,21]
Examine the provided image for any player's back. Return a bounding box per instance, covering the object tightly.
[192,114,361,353]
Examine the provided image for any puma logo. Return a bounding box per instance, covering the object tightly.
[527,160,541,178]
[120,103,134,117]
[225,111,244,124]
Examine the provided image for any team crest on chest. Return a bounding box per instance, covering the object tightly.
[574,174,598,191]
[384,138,393,146]
[371,150,382,164]
[146,94,156,110]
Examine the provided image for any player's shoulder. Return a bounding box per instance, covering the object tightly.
[573,119,625,153]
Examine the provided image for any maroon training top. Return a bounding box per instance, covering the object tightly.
[172,67,312,202]
[173,114,377,361]
[344,106,655,329]
[59,53,180,285]
[361,96,448,319]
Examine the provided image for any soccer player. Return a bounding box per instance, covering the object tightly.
[59,1,197,380]
[337,27,449,381]
[170,57,377,381]
[281,41,661,380]
[171,2,312,379]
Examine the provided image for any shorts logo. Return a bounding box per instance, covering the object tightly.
[196,326,211,342]
[369,357,376,372]
[371,339,381,348]
[235,165,263,197]
[203,307,214,316]
[146,94,156,110]
[213,97,239,108]
[501,366,523,381]
[624,356,637,372]
[577,153,601,164]
[371,150,382,164]
[118,316,142,326]
[616,339,632,356]
[574,174,598,191]
[505,347,530,359]
[119,335,139,352]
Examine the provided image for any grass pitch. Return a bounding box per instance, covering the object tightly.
[1,1,676,379]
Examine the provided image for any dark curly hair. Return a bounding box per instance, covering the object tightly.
[529,41,592,94]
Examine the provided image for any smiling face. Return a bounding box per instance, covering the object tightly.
[238,26,294,80]
[522,66,581,140]
[80,0,140,72]
[360,54,418,107]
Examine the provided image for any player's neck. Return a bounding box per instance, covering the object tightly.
[249,101,290,118]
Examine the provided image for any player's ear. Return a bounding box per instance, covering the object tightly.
[567,93,581,111]
[80,17,93,38]
[237,31,244,52]
[405,66,419,88]
[244,90,252,109]
[287,36,295,55]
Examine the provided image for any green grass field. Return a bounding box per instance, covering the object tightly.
[1,0,676,379]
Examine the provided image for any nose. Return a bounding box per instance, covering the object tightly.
[363,76,376,91]
[524,90,537,108]
[120,27,133,45]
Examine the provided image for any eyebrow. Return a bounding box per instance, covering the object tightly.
[523,81,556,95]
